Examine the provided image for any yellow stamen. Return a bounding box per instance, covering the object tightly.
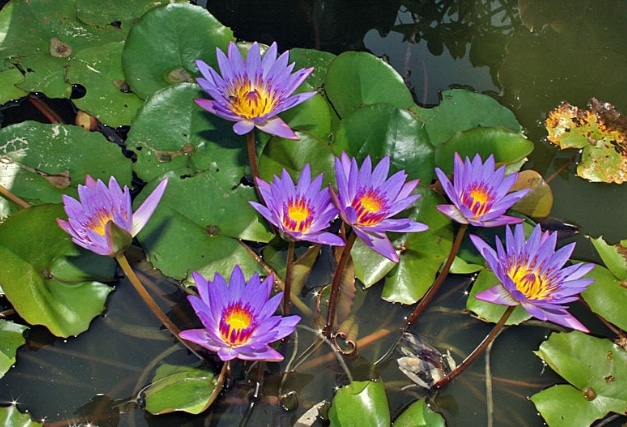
[508,266,555,301]
[227,77,278,119]
[89,211,115,236]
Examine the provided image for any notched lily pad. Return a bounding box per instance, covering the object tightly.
[545,98,627,183]
[0,320,28,379]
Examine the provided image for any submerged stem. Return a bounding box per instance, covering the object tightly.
[283,241,296,315]
[404,223,468,330]
[0,184,31,209]
[323,232,357,338]
[115,253,202,358]
[433,305,515,390]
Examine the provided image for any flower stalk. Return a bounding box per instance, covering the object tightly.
[404,223,468,330]
[283,241,296,315]
[433,305,515,389]
[324,232,357,338]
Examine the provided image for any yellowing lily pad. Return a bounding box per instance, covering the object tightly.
[545,99,627,183]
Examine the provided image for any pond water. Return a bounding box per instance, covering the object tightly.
[1,0,627,426]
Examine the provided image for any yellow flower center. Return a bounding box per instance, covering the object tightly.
[88,210,115,236]
[508,265,556,301]
[283,197,313,232]
[227,77,278,119]
[462,183,494,217]
[353,189,387,226]
[220,304,255,346]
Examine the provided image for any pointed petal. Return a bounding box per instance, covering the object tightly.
[131,179,168,236]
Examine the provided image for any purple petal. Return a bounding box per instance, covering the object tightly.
[132,179,167,236]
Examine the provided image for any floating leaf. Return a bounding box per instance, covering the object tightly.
[545,99,627,183]
[122,3,234,99]
[325,51,414,118]
[510,169,554,218]
[289,48,336,90]
[0,0,123,98]
[434,126,534,174]
[355,187,453,305]
[393,398,446,427]
[0,320,27,379]
[329,380,390,427]
[532,331,627,427]
[144,363,223,415]
[0,204,115,337]
[66,41,144,127]
[582,264,627,332]
[333,104,435,183]
[0,405,43,426]
[590,236,627,281]
[75,0,172,33]
[412,88,523,147]
[0,121,133,217]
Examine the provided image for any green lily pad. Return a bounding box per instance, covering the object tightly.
[590,235,627,281]
[0,121,132,217]
[532,331,627,427]
[258,131,338,187]
[329,380,390,427]
[351,187,453,305]
[75,0,174,33]
[0,65,28,104]
[66,41,144,127]
[289,48,336,90]
[434,126,534,174]
[333,104,435,183]
[412,88,523,146]
[393,398,445,427]
[325,51,415,118]
[466,268,532,326]
[134,172,270,283]
[144,363,222,415]
[0,320,27,379]
[0,204,115,337]
[582,264,627,332]
[545,98,627,183]
[122,3,234,99]
[0,405,43,426]
[509,169,554,218]
[0,0,123,98]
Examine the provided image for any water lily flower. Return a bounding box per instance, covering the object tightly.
[250,165,344,246]
[195,41,316,139]
[435,153,529,227]
[179,266,301,361]
[470,223,594,332]
[330,153,428,262]
[57,176,167,257]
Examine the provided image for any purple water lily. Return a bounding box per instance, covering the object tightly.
[435,153,529,227]
[57,176,167,256]
[250,164,344,246]
[330,153,428,262]
[179,266,301,361]
[471,223,594,332]
[195,41,316,139]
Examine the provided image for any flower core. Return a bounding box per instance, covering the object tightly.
[353,189,387,226]
[284,197,313,232]
[227,78,278,119]
[461,183,494,217]
[508,265,556,301]
[88,210,116,236]
[220,303,255,346]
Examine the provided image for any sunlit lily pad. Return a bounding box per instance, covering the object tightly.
[75,0,174,33]
[122,3,234,99]
[0,0,123,98]
[434,126,534,174]
[510,169,554,218]
[325,51,415,118]
[144,363,222,415]
[329,380,390,427]
[0,405,43,426]
[66,41,144,127]
[289,48,336,90]
[582,264,627,332]
[590,235,627,281]
[0,204,115,338]
[333,104,435,183]
[532,331,627,427]
[0,121,132,218]
[545,99,627,183]
[412,88,523,146]
[0,320,27,379]
[393,398,445,427]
